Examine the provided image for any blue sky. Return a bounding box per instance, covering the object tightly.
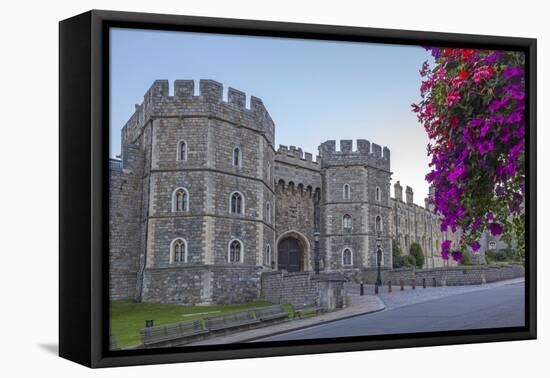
[110,28,433,204]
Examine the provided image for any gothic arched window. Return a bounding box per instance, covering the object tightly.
[343,184,351,200]
[342,248,353,266]
[177,140,188,161]
[228,239,243,263]
[343,214,352,230]
[230,192,244,215]
[170,238,187,263]
[172,188,189,212]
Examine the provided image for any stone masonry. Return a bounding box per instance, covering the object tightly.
[110,79,470,305]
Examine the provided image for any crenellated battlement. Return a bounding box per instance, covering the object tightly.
[275,144,320,172]
[122,79,275,147]
[318,139,390,171]
[276,144,320,163]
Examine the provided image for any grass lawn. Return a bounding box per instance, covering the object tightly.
[111,300,292,348]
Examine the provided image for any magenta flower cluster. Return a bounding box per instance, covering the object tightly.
[412,48,526,261]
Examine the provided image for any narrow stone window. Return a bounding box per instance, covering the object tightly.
[375,215,382,233]
[343,184,351,200]
[233,147,241,167]
[266,202,271,223]
[267,161,271,182]
[228,239,243,263]
[343,214,352,230]
[172,188,189,212]
[230,192,244,215]
[342,248,353,266]
[376,187,381,202]
[170,238,187,263]
[265,244,271,266]
[177,140,188,161]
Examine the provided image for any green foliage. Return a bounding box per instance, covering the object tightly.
[392,240,419,268]
[392,240,402,268]
[485,248,518,263]
[401,255,417,268]
[409,242,425,268]
[413,48,526,258]
[459,250,473,265]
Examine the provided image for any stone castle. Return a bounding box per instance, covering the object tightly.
[109,79,462,305]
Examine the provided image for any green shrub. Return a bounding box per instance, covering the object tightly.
[409,242,425,268]
[460,251,473,265]
[392,240,402,268]
[401,255,417,268]
[392,240,420,269]
[486,248,516,262]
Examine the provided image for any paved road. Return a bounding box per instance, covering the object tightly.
[256,281,525,342]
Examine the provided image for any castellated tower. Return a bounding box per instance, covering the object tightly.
[318,139,392,270]
[113,80,276,304]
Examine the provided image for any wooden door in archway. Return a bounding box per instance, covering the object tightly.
[277,237,303,272]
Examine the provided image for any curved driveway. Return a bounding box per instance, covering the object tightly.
[256,281,525,342]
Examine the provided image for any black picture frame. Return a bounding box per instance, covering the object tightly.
[59,9,537,368]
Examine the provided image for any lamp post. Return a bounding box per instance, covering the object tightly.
[376,243,383,287]
[314,231,320,275]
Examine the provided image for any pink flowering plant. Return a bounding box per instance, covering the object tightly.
[412,48,526,262]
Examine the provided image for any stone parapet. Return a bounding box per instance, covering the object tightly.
[122,79,275,147]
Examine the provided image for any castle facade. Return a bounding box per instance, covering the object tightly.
[109,79,460,304]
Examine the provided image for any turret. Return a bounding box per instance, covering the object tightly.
[406,186,414,204]
[394,181,403,201]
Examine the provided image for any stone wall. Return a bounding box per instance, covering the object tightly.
[348,264,524,286]
[141,265,261,304]
[260,271,348,310]
[109,144,145,300]
[261,271,318,305]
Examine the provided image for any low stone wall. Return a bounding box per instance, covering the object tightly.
[261,271,318,305]
[141,265,261,304]
[348,263,524,286]
[260,271,347,310]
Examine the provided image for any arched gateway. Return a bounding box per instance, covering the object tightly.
[276,231,310,272]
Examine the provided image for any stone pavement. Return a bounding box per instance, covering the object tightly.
[186,293,385,346]
[346,277,525,310]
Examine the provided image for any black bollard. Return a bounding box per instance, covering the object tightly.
[412,279,416,290]
[432,277,437,287]
[400,280,404,291]
[360,282,364,296]
[388,280,392,293]
[422,278,426,288]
